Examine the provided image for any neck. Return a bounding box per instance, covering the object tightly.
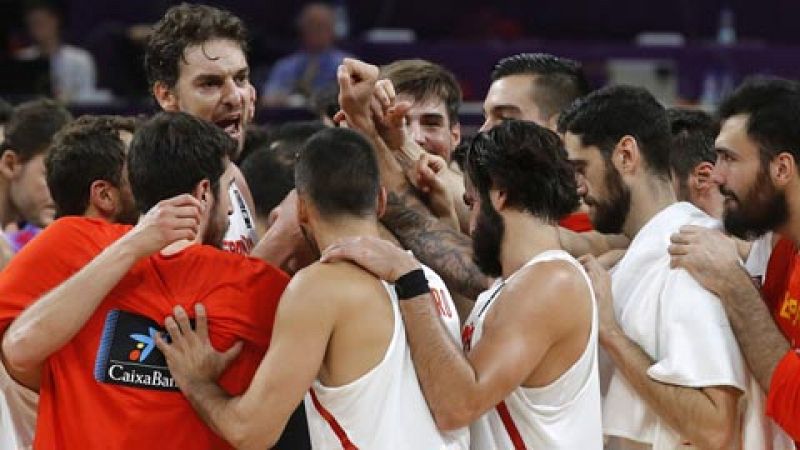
[782,180,800,245]
[623,175,676,238]
[0,181,18,228]
[39,38,60,56]
[313,216,381,254]
[499,210,562,279]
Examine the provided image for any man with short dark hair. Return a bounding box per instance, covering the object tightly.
[0,98,71,229]
[560,85,791,449]
[145,3,259,255]
[46,115,139,224]
[482,53,590,132]
[381,59,462,162]
[321,119,602,448]
[154,127,467,449]
[669,77,800,441]
[0,112,288,449]
[0,114,139,449]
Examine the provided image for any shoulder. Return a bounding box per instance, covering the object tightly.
[60,45,94,63]
[284,262,385,309]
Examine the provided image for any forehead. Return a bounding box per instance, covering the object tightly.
[179,39,248,80]
[397,93,448,117]
[563,132,588,158]
[716,114,758,157]
[484,74,535,110]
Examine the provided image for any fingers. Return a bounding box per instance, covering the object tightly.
[337,64,352,95]
[333,110,347,125]
[374,79,395,109]
[669,232,692,245]
[154,331,172,356]
[342,58,379,82]
[173,305,193,339]
[667,243,688,257]
[164,316,182,345]
[194,303,209,341]
[221,341,244,367]
[370,97,385,123]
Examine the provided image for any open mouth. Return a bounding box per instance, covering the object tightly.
[214,115,242,140]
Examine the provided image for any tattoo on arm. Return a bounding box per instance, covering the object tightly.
[382,189,489,299]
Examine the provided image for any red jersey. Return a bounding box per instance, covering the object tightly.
[0,217,289,449]
[559,212,593,233]
[760,236,800,441]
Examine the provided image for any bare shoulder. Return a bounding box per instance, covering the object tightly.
[286,261,388,305]
[498,259,592,330]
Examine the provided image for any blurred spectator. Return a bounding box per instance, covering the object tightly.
[16,1,103,103]
[261,3,349,107]
[0,98,12,143]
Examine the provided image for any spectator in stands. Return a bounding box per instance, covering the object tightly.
[16,1,100,103]
[262,3,348,107]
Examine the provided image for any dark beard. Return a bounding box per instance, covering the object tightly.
[588,164,632,234]
[722,169,788,240]
[472,199,505,278]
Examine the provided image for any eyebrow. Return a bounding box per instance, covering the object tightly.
[715,146,736,157]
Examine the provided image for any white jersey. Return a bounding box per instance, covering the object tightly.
[604,203,792,449]
[221,181,258,255]
[463,250,603,450]
[304,265,468,449]
[0,359,36,450]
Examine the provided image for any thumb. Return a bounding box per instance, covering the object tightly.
[386,101,412,128]
[221,341,244,366]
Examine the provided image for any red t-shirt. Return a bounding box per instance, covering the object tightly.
[760,236,800,441]
[558,212,593,233]
[0,217,289,449]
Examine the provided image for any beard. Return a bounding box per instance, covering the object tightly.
[204,201,229,248]
[472,199,505,278]
[722,168,788,240]
[586,163,632,234]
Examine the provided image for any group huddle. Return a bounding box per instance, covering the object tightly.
[0,3,799,450]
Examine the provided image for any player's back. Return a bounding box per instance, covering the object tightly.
[34,242,289,450]
[304,261,468,449]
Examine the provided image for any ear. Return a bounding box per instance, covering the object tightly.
[193,179,213,208]
[691,162,716,192]
[153,81,179,112]
[613,135,640,176]
[771,152,796,187]
[0,150,20,180]
[450,122,462,147]
[88,180,119,218]
[297,193,310,225]
[376,186,388,219]
[489,189,507,211]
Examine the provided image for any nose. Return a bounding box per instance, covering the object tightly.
[408,121,425,146]
[221,78,244,109]
[711,160,726,186]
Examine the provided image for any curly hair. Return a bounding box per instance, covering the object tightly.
[144,3,248,89]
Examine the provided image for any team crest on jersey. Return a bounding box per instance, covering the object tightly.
[94,310,184,392]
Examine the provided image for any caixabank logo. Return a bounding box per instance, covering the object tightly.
[94,309,179,391]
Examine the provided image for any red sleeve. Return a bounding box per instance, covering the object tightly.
[0,218,121,330]
[558,212,594,232]
[766,350,800,440]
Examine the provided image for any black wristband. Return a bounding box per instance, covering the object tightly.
[394,268,429,300]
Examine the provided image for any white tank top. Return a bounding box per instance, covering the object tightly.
[0,359,37,450]
[462,250,603,450]
[222,181,258,255]
[304,265,469,449]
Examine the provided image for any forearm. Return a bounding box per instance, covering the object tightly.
[602,327,738,449]
[717,267,791,391]
[400,296,486,429]
[383,189,490,299]
[2,235,141,370]
[183,381,270,450]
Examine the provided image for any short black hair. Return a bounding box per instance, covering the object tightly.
[241,121,324,217]
[0,98,12,124]
[381,59,462,125]
[558,85,672,179]
[718,76,800,164]
[458,119,579,222]
[46,115,137,218]
[310,83,340,121]
[491,53,590,120]
[295,128,379,218]
[668,108,719,182]
[128,112,234,213]
[145,3,248,89]
[2,98,72,162]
